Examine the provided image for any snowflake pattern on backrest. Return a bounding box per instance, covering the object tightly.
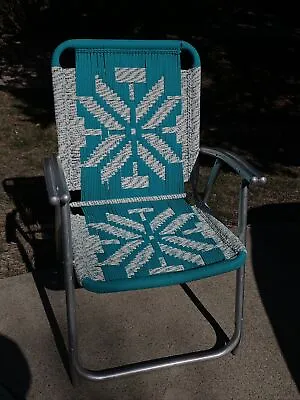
[76,51,184,202]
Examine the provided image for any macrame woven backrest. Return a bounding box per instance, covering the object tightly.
[51,41,201,204]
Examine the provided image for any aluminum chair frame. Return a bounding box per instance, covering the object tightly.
[44,146,266,382]
[44,39,266,382]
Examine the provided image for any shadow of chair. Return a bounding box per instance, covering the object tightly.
[249,202,300,392]
[3,175,232,383]
[3,176,71,376]
[3,176,62,289]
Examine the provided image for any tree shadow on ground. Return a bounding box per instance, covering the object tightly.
[0,334,31,400]
[249,202,300,392]
[0,1,300,170]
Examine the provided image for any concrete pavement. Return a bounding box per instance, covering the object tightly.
[0,239,298,400]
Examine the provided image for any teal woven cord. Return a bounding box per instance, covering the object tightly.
[81,199,241,282]
[69,44,247,292]
[69,197,246,291]
[75,46,184,202]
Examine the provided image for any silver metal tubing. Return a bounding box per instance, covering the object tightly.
[235,266,245,329]
[61,196,244,382]
[44,157,60,206]
[44,155,70,206]
[238,180,248,244]
[200,146,266,185]
[61,203,78,384]
[221,150,267,185]
[231,180,248,355]
[55,205,62,263]
[73,328,241,381]
[231,265,245,356]
[58,157,249,383]
[203,159,222,204]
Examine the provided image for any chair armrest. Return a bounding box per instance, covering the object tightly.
[44,155,70,206]
[200,146,267,185]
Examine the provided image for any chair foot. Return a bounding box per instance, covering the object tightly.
[69,359,80,386]
[231,338,241,356]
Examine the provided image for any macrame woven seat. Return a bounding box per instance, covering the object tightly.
[70,199,245,293]
[52,42,246,293]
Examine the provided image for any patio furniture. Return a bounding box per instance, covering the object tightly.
[44,39,266,382]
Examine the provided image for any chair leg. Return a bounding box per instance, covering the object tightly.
[65,266,79,385]
[232,179,248,355]
[61,203,79,385]
[231,265,245,355]
[63,264,245,383]
[61,199,246,382]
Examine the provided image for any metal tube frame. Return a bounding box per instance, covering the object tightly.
[45,38,267,382]
[44,151,264,383]
[203,159,223,204]
[59,190,248,383]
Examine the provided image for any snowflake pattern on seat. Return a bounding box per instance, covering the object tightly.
[71,199,244,284]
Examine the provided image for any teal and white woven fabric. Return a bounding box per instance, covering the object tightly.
[52,41,246,293]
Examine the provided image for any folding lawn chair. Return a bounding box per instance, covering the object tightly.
[44,39,266,382]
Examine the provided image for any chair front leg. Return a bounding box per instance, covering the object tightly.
[60,203,79,384]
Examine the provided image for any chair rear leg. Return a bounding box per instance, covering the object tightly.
[231,265,245,355]
[231,179,248,355]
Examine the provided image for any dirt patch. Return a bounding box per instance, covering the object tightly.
[0,90,56,278]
